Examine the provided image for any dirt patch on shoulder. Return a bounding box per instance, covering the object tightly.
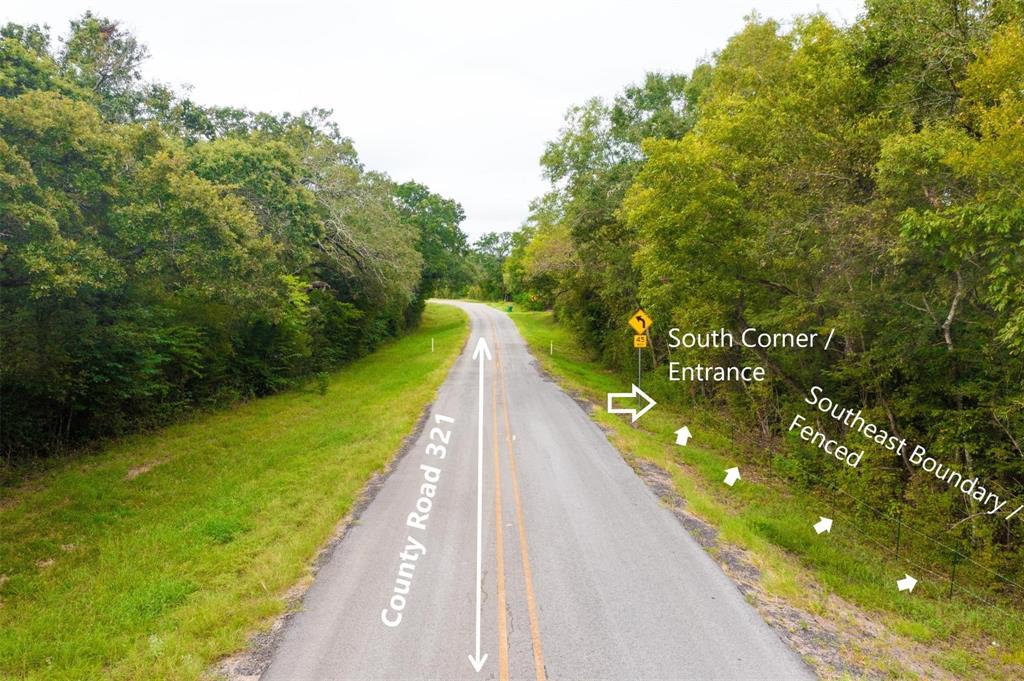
[125,458,168,480]
[631,458,956,681]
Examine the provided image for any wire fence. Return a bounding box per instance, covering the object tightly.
[707,410,1024,613]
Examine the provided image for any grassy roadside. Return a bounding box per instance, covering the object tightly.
[497,305,1023,680]
[0,303,468,681]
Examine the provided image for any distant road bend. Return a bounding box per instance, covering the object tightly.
[263,301,814,680]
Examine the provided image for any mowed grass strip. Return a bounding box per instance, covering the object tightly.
[498,306,1024,679]
[0,303,468,681]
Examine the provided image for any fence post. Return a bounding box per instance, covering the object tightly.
[894,506,903,560]
[948,552,959,599]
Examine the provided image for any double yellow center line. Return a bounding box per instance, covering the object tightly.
[488,319,546,681]
[490,346,510,676]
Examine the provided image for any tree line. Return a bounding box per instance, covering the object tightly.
[0,13,479,462]
[504,0,1024,583]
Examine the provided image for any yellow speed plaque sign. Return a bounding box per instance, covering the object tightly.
[629,308,653,335]
[633,334,648,348]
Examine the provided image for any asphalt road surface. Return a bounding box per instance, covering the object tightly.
[263,302,814,681]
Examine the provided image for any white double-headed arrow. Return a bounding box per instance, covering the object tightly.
[607,384,657,422]
[468,337,491,673]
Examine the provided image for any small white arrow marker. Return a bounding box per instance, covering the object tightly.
[723,467,741,486]
[897,574,917,593]
[675,426,692,446]
[814,517,833,534]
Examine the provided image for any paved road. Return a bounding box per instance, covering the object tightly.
[263,302,814,681]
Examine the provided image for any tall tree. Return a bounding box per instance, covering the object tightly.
[394,181,468,297]
[58,12,149,121]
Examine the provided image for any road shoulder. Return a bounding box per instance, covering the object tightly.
[206,305,471,681]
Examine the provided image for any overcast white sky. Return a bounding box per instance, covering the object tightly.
[7,1,863,239]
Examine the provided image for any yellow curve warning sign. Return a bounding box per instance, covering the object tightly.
[629,308,652,335]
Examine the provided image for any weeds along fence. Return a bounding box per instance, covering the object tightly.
[706,410,1024,612]
[824,482,1024,609]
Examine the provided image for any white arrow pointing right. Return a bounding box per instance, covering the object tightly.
[814,517,833,534]
[897,574,917,593]
[606,384,657,422]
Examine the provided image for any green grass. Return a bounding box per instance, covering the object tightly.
[0,303,469,681]
[498,306,1024,680]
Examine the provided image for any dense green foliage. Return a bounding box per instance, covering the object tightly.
[0,14,469,460]
[462,230,517,301]
[511,0,1024,584]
